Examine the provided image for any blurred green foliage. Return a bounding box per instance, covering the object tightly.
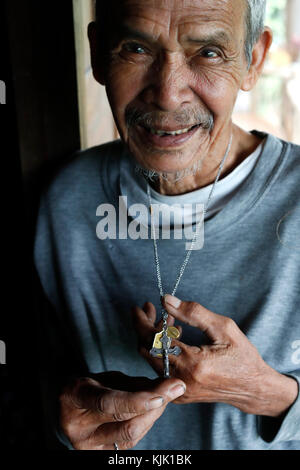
[266,0,287,45]
[255,1,288,125]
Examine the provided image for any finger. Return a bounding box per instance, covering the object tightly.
[176,325,183,338]
[155,314,175,330]
[86,406,167,449]
[163,295,234,343]
[147,303,176,335]
[143,302,156,323]
[132,305,180,350]
[76,376,186,419]
[91,371,154,392]
[132,305,160,348]
[139,340,199,378]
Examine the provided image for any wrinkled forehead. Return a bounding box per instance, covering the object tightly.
[120,0,242,17]
[103,0,247,42]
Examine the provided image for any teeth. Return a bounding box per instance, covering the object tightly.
[150,127,192,136]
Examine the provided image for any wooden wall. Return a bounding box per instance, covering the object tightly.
[73,0,117,149]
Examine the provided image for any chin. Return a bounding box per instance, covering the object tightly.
[144,144,205,169]
[134,151,204,181]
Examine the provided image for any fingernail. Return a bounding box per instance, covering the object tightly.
[168,383,186,399]
[146,396,165,410]
[164,295,181,309]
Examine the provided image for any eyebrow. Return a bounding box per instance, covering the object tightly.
[117,25,156,43]
[186,31,232,47]
[116,25,232,49]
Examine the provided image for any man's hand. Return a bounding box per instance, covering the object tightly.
[59,371,186,450]
[132,296,298,418]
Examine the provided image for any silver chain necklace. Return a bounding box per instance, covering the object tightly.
[146,134,233,378]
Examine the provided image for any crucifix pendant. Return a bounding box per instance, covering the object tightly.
[150,325,182,378]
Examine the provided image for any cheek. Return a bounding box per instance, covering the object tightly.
[106,64,147,122]
[191,68,241,120]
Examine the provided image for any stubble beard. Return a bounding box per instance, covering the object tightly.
[126,105,213,184]
[134,155,205,183]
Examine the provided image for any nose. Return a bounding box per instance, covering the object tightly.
[141,52,194,112]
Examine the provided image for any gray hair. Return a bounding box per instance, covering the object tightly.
[245,0,267,65]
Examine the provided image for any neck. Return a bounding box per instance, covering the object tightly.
[148,126,263,196]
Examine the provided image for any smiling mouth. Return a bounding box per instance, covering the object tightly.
[142,124,201,136]
[136,123,203,149]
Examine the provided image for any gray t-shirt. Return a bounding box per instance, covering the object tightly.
[34,131,300,450]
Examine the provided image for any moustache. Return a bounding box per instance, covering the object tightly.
[125,107,214,132]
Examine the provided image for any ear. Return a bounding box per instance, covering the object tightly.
[88,22,106,86]
[241,27,273,92]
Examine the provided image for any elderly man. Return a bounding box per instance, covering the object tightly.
[34,0,300,450]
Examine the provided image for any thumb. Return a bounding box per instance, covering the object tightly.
[163,294,231,343]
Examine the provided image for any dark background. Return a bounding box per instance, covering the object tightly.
[0,0,81,449]
[0,0,44,449]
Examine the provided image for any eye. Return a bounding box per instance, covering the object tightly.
[122,42,147,55]
[200,48,220,59]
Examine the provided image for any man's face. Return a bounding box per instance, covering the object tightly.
[98,0,251,174]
